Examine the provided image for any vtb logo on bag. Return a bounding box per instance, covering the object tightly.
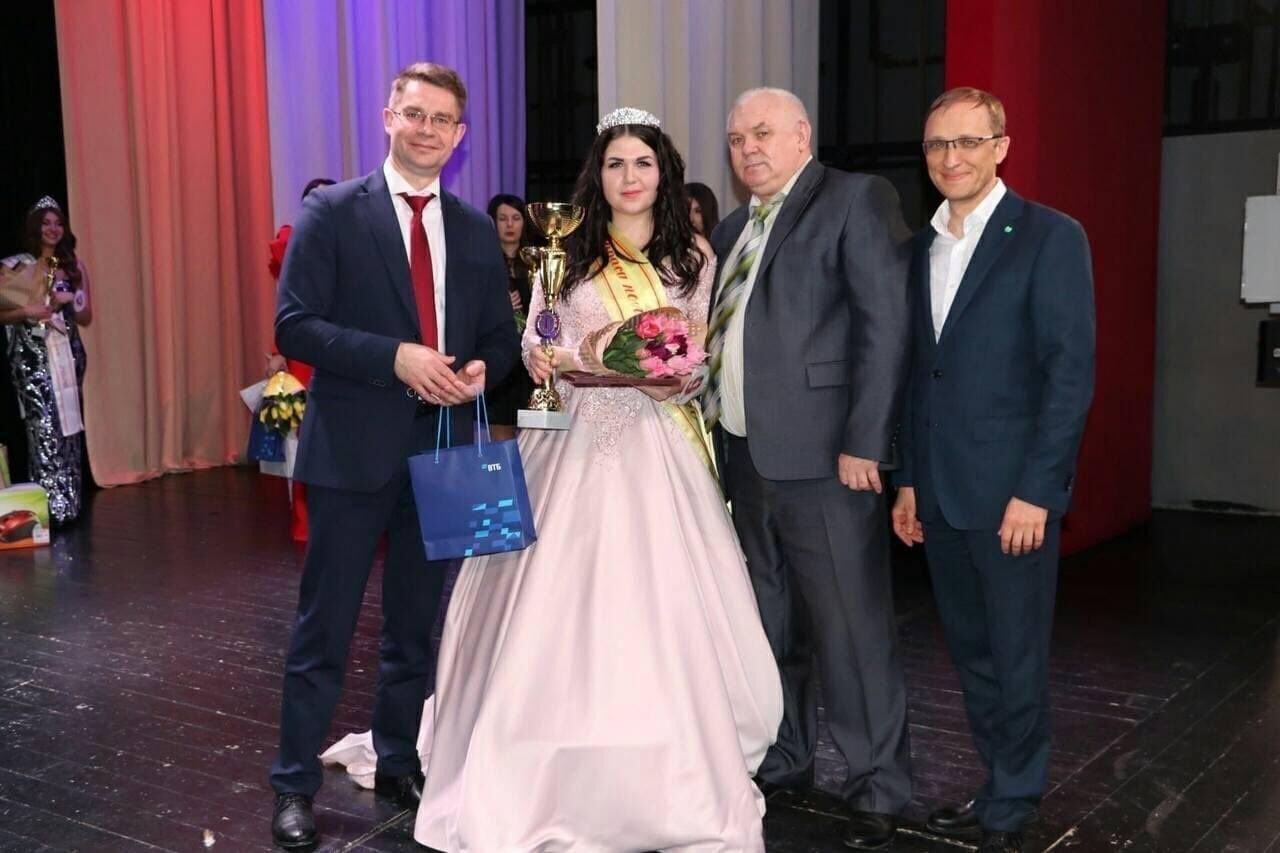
[482,462,503,473]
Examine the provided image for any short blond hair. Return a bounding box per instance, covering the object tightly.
[925,87,1006,136]
[728,87,811,129]
[388,62,467,115]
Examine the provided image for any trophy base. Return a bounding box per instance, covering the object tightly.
[517,408,572,430]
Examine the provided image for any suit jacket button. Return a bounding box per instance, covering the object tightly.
[932,369,943,379]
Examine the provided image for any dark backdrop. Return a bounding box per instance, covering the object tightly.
[0,0,66,482]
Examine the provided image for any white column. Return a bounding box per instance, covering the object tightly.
[597,0,820,214]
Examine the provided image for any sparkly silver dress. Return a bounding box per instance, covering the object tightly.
[2,271,87,525]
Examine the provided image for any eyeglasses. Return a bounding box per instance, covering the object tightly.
[389,108,461,131]
[922,135,1004,156]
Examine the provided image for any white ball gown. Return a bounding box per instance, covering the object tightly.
[324,254,783,852]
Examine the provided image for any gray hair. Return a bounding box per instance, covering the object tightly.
[727,87,811,130]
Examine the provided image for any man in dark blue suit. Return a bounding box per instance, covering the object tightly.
[268,62,518,849]
[892,88,1095,853]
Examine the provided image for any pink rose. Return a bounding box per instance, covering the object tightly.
[666,355,692,374]
[657,314,687,337]
[635,314,663,340]
[639,356,676,377]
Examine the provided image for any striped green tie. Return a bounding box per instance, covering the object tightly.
[699,194,784,429]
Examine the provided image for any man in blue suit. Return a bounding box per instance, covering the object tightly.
[892,88,1095,853]
[268,62,518,849]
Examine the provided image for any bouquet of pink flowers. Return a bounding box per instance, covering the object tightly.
[578,307,707,381]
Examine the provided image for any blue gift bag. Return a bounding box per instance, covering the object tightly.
[247,416,286,463]
[408,395,536,561]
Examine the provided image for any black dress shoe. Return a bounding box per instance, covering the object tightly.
[842,811,897,850]
[979,830,1023,852]
[271,793,317,850]
[374,770,425,809]
[927,800,982,837]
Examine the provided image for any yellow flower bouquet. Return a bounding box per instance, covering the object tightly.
[259,370,307,435]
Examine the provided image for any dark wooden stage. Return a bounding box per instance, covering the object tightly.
[1,467,1278,852]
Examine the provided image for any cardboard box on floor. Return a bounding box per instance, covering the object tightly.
[0,483,50,549]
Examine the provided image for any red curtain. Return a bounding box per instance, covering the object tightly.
[56,0,276,484]
[945,1,1165,553]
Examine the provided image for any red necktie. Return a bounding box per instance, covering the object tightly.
[398,192,439,350]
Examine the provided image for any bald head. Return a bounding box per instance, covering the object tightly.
[726,88,813,201]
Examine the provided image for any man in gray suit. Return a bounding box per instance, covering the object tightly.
[701,88,912,849]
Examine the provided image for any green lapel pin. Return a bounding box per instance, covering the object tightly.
[1003,224,1013,234]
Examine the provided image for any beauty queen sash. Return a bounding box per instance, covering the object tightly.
[591,225,713,474]
[44,318,83,437]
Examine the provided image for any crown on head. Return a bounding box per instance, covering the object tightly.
[29,196,62,215]
[596,107,661,135]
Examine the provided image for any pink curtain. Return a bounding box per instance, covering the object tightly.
[55,0,276,485]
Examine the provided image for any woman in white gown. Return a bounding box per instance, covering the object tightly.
[327,108,782,852]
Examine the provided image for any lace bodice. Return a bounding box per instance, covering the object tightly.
[520,254,715,457]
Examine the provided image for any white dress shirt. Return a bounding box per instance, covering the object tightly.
[718,156,814,437]
[927,178,1006,341]
[383,158,448,349]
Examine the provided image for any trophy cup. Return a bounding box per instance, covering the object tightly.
[516,202,584,430]
[39,256,59,330]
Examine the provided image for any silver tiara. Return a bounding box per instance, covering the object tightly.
[596,107,661,135]
[30,196,61,215]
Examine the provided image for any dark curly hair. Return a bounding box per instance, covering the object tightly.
[562,124,704,300]
[23,203,82,288]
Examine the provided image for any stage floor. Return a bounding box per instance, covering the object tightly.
[1,467,1278,852]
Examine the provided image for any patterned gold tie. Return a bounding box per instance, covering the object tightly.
[697,194,784,429]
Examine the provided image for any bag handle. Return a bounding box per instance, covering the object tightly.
[475,392,491,453]
[433,404,453,462]
[432,392,490,463]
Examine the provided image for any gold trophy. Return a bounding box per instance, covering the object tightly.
[40,256,59,330]
[516,202,584,430]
